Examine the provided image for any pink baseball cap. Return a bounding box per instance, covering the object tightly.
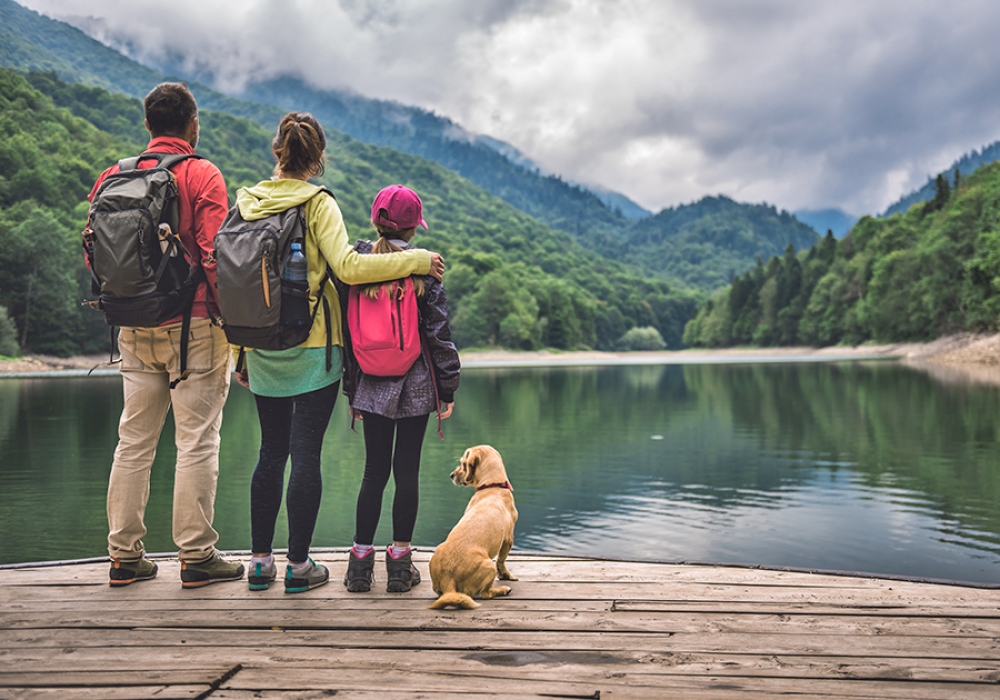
[371,185,428,231]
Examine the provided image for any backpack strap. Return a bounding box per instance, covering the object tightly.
[422,335,444,440]
[415,297,444,440]
[168,263,206,390]
[169,308,194,390]
[117,156,141,171]
[323,296,333,372]
[118,152,203,172]
[299,188,338,373]
[125,151,206,390]
[120,153,204,253]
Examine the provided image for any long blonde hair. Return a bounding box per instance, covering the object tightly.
[359,226,426,299]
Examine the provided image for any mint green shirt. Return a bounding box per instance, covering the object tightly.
[246,346,344,397]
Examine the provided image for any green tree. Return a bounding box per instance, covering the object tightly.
[0,209,83,355]
[617,326,667,351]
[0,305,19,357]
[595,306,627,350]
[451,270,541,349]
[926,173,951,214]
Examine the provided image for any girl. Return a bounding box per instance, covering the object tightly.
[343,185,460,593]
[236,114,444,593]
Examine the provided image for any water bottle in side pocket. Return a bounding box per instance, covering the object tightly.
[281,241,310,327]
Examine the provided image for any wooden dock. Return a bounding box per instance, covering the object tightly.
[1,551,998,699]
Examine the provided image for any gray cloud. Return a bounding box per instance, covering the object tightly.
[20,0,1000,215]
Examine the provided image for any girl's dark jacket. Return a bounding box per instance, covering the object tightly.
[340,239,460,419]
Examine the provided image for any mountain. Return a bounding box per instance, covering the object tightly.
[685,158,1000,348]
[619,196,820,291]
[0,0,644,257]
[881,140,1000,217]
[0,66,700,357]
[205,75,640,250]
[1,0,824,298]
[793,208,858,239]
[0,0,165,98]
[588,184,652,220]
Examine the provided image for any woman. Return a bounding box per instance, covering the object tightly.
[236,112,444,593]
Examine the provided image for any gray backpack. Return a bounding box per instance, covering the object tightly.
[214,188,336,369]
[83,152,205,386]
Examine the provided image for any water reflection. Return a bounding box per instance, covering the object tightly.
[1,361,999,583]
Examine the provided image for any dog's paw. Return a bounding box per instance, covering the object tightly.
[484,585,512,599]
[497,570,518,581]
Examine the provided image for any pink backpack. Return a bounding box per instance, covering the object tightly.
[347,277,421,376]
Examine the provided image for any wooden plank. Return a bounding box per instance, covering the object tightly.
[4,581,998,612]
[5,646,1000,684]
[0,560,976,599]
[4,608,999,639]
[2,627,997,660]
[0,663,240,688]
[217,666,600,699]
[212,693,562,700]
[5,687,207,700]
[213,691,883,700]
[221,666,1000,699]
[0,670,225,687]
[4,556,995,596]
[6,590,996,620]
[5,594,998,619]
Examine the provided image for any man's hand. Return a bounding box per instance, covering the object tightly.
[428,252,445,281]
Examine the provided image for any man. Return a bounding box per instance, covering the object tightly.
[87,82,243,588]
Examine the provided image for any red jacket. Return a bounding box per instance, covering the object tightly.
[87,136,229,322]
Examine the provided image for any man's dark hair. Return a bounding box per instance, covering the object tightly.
[143,82,198,137]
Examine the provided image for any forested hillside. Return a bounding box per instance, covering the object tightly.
[620,196,820,291]
[0,0,823,294]
[684,162,1000,347]
[882,140,1000,217]
[0,67,700,357]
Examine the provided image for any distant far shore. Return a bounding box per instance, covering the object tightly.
[3,332,1000,383]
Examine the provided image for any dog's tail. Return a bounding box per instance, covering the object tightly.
[428,591,480,610]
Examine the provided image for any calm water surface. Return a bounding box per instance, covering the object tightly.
[2,361,999,583]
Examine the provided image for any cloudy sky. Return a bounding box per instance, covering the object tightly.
[19,0,1000,216]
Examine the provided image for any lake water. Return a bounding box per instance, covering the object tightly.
[2,361,999,584]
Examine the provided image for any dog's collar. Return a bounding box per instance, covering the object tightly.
[476,481,513,492]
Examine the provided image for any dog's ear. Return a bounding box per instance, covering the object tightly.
[463,447,482,480]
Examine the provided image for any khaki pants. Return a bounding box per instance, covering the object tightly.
[107,318,231,562]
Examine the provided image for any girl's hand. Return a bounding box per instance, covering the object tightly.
[236,368,249,388]
[428,252,445,281]
[440,401,454,419]
[351,408,364,421]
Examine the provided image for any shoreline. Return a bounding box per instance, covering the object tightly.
[3,331,999,381]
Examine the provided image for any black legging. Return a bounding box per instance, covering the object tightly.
[250,382,339,562]
[354,411,430,545]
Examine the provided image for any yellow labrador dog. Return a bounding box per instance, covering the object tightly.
[429,445,518,609]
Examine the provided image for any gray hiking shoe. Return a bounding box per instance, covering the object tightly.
[180,552,245,588]
[109,556,158,587]
[385,547,421,593]
[344,547,376,592]
[248,558,277,591]
[285,557,329,594]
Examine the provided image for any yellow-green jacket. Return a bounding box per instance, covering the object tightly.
[235,179,431,348]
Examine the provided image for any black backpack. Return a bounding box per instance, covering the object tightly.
[83,152,205,386]
[214,188,336,371]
